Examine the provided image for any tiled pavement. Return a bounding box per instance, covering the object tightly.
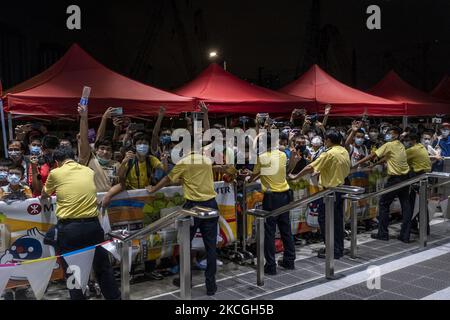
[14,216,450,300]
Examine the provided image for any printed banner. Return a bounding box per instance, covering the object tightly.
[0,264,16,297]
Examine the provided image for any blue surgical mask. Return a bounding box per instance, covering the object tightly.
[136,144,149,155]
[0,171,8,181]
[384,134,392,142]
[97,157,110,166]
[442,129,450,138]
[160,135,171,145]
[29,146,41,155]
[355,138,364,146]
[7,174,21,185]
[8,150,22,160]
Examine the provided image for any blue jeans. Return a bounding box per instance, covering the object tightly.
[183,198,219,291]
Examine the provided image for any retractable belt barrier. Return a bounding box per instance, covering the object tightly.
[108,206,219,300]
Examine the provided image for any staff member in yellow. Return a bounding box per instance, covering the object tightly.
[404,132,432,235]
[289,130,350,259]
[247,133,296,275]
[41,146,121,300]
[353,127,412,243]
[146,135,219,296]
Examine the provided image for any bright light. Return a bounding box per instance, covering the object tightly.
[209,51,218,58]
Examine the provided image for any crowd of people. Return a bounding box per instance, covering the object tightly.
[1,101,449,299]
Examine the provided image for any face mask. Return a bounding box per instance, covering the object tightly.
[0,171,8,181]
[355,138,364,146]
[7,174,21,185]
[403,141,412,149]
[97,157,110,166]
[442,130,450,138]
[369,132,378,140]
[136,144,149,155]
[8,151,22,161]
[160,135,171,145]
[308,133,315,139]
[29,146,41,155]
[422,139,431,146]
[384,134,392,142]
[382,128,389,135]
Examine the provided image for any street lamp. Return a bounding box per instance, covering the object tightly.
[208,50,226,70]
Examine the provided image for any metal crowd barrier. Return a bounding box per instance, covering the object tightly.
[108,206,219,300]
[344,171,450,259]
[247,185,365,285]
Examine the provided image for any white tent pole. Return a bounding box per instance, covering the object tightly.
[0,99,8,157]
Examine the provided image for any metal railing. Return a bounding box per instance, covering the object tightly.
[344,171,450,259]
[108,206,219,300]
[247,185,365,285]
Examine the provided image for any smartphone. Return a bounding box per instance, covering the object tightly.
[129,123,145,131]
[192,112,204,121]
[110,107,123,117]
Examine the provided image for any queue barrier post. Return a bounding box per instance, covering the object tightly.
[419,179,428,248]
[256,217,265,286]
[178,217,192,300]
[325,194,335,279]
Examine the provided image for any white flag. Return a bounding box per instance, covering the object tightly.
[0,264,16,297]
[63,247,96,293]
[19,257,56,300]
[101,241,121,261]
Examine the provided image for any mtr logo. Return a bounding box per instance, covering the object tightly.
[27,203,42,216]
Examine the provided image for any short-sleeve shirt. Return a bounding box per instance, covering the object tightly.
[44,161,98,220]
[167,152,217,202]
[88,153,120,192]
[125,156,163,190]
[310,145,350,188]
[374,140,410,176]
[406,144,432,173]
[253,150,290,193]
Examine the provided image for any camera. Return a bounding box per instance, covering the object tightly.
[432,117,442,124]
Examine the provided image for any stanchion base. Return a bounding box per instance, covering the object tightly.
[326,273,346,281]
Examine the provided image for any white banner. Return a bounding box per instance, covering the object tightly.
[18,257,56,300]
[0,264,16,297]
[63,247,96,293]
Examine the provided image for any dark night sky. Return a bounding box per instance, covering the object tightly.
[0,0,449,92]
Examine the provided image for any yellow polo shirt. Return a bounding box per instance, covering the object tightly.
[253,150,290,192]
[168,153,217,201]
[125,156,163,189]
[44,161,98,220]
[375,140,410,176]
[406,143,432,173]
[310,145,350,188]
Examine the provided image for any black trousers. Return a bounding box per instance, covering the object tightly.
[263,191,296,270]
[378,175,412,241]
[409,171,430,235]
[183,198,219,291]
[315,192,344,257]
[57,218,121,300]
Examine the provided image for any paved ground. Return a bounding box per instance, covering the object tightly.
[6,214,450,300]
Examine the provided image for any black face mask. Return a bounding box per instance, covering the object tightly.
[43,153,55,165]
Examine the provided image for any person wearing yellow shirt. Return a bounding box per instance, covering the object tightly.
[41,146,120,300]
[146,135,219,296]
[404,132,432,235]
[353,127,412,243]
[289,130,350,259]
[247,133,296,275]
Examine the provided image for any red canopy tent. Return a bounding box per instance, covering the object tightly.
[369,71,450,116]
[174,63,312,114]
[431,75,450,101]
[279,64,405,116]
[2,44,195,117]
